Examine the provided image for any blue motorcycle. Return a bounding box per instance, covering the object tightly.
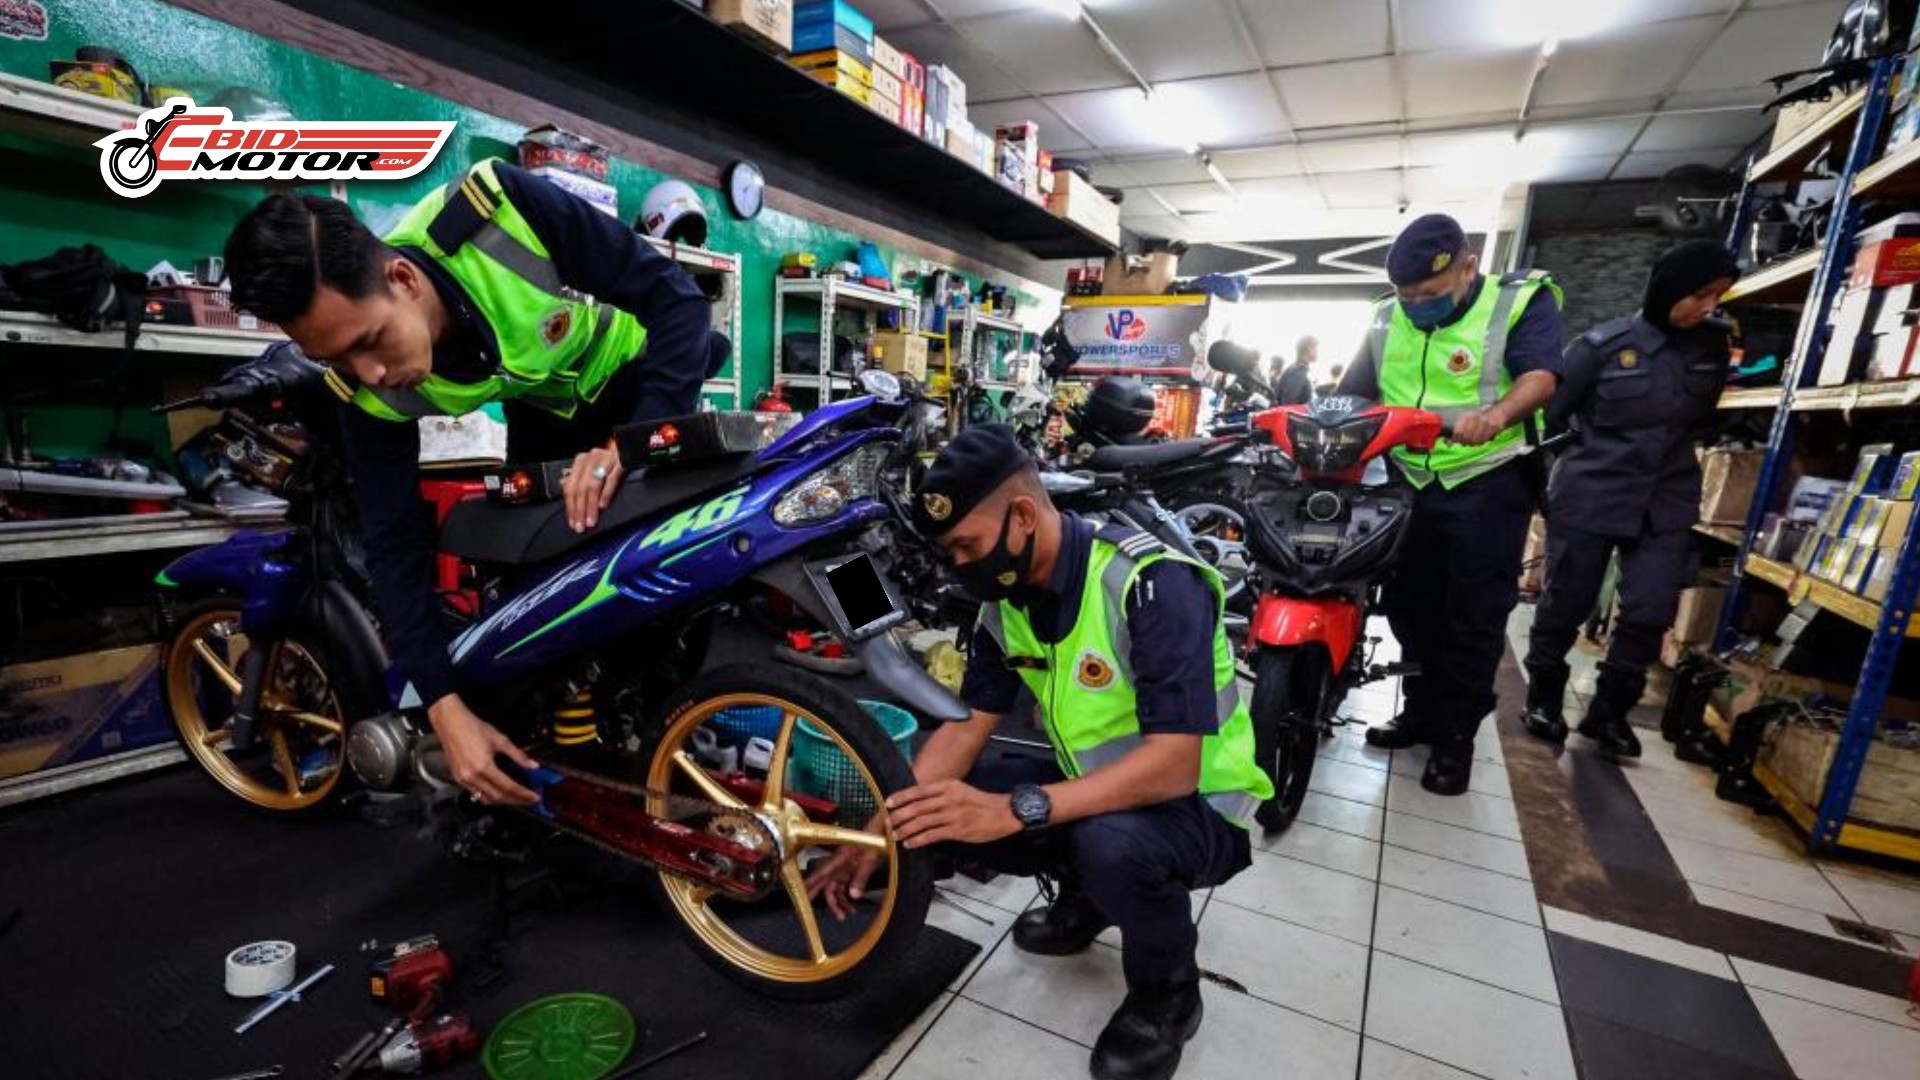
[153,344,966,999]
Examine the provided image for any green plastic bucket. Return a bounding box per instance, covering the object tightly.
[792,701,916,824]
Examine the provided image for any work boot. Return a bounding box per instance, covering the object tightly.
[1420,735,1474,796]
[1576,664,1645,759]
[1091,975,1203,1080]
[1364,709,1431,750]
[1014,874,1112,956]
[1521,659,1571,744]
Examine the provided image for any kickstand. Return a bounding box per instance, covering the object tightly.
[472,846,562,992]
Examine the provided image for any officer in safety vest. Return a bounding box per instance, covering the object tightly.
[1335,214,1565,795]
[223,160,722,806]
[1522,241,1741,757]
[807,425,1269,1080]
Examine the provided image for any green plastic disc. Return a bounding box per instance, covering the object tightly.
[483,992,638,1080]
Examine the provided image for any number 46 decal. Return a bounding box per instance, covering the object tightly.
[639,487,747,550]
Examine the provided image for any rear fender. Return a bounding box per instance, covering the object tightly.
[1250,594,1362,671]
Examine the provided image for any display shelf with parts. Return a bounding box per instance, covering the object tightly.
[642,236,745,407]
[770,277,917,405]
[1713,56,1920,860]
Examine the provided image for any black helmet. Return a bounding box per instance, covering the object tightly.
[1073,377,1157,442]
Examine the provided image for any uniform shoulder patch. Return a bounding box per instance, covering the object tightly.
[1582,318,1635,350]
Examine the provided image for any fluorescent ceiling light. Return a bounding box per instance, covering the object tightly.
[1484,0,1623,48]
[1030,0,1083,20]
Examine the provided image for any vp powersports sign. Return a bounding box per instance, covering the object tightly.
[97,98,456,199]
[1060,301,1215,377]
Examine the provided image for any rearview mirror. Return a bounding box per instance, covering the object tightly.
[1207,340,1262,379]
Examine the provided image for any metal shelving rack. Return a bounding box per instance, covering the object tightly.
[957,308,1031,391]
[769,277,917,403]
[1711,57,1920,860]
[643,237,745,407]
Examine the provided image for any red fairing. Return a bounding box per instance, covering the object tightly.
[1250,594,1363,670]
[1360,407,1445,462]
[1250,404,1308,457]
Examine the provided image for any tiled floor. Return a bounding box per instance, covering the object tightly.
[862,618,1920,1080]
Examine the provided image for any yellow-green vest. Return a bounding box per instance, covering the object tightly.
[977,530,1274,829]
[355,159,648,422]
[1370,271,1562,488]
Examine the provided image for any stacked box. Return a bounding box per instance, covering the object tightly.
[709,0,794,53]
[1048,169,1121,245]
[928,64,967,125]
[1892,450,1920,500]
[871,34,903,78]
[793,19,871,60]
[812,70,872,103]
[995,121,1042,202]
[793,0,874,40]
[871,64,903,114]
[794,48,873,83]
[899,53,927,137]
[922,70,949,145]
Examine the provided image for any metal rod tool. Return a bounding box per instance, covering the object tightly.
[233,962,336,1034]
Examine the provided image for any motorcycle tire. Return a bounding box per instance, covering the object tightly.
[1250,645,1330,834]
[161,597,374,816]
[643,663,932,1001]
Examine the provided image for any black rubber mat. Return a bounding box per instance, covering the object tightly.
[0,767,975,1080]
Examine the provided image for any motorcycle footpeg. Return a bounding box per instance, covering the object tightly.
[1365,662,1421,681]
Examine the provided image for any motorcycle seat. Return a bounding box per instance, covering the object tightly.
[439,454,760,566]
[1084,437,1230,473]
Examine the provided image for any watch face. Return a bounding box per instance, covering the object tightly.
[727,160,765,221]
[1012,784,1050,827]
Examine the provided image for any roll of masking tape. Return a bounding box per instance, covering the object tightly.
[225,940,297,998]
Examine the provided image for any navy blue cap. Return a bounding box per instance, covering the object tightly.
[1387,214,1468,287]
[913,423,1029,537]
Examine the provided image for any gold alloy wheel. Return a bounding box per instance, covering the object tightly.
[165,608,346,811]
[646,692,899,986]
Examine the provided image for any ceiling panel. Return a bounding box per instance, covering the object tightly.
[951,10,1133,96]
[1047,86,1166,152]
[1299,136,1402,174]
[1237,0,1390,67]
[1152,181,1241,214]
[1527,153,1621,183]
[1523,118,1649,158]
[1402,130,1523,168]
[863,0,938,32]
[1533,16,1724,108]
[936,0,1042,19]
[1681,3,1851,93]
[880,23,1027,102]
[1394,0,1488,54]
[1118,212,1193,243]
[1274,56,1399,129]
[1612,147,1741,179]
[1103,155,1211,185]
[1397,0,1735,54]
[1401,50,1539,121]
[1212,144,1306,179]
[1236,175,1320,208]
[1634,110,1771,153]
[1663,86,1777,112]
[1402,166,1494,204]
[1319,169,1406,209]
[1155,72,1292,147]
[1092,0,1262,82]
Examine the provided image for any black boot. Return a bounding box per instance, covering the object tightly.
[1365,709,1431,750]
[1013,874,1112,957]
[1091,975,1203,1080]
[1420,735,1474,796]
[1576,664,1645,758]
[1521,658,1571,744]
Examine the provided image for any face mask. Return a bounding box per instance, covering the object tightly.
[1400,290,1458,331]
[955,505,1035,603]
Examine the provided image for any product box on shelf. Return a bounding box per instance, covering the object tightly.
[1105,251,1180,296]
[708,0,795,53]
[794,47,873,84]
[793,0,874,40]
[530,166,618,217]
[945,118,976,158]
[1819,538,1858,582]
[1850,443,1900,494]
[1865,555,1897,601]
[971,136,994,176]
[1850,237,1920,289]
[1893,450,1920,499]
[1846,545,1880,592]
[519,125,610,181]
[994,136,1031,195]
[871,332,929,379]
[928,64,967,119]
[899,51,925,91]
[922,74,949,144]
[1788,475,1851,520]
[792,23,872,64]
[811,69,872,103]
[1048,170,1121,245]
[0,646,169,784]
[1699,448,1765,525]
[1794,531,1830,571]
[1821,285,1887,386]
[870,64,903,108]
[871,34,903,76]
[1769,95,1852,153]
[865,88,900,122]
[1883,499,1916,547]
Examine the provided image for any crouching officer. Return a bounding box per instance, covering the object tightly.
[807,425,1270,1080]
[1523,240,1741,756]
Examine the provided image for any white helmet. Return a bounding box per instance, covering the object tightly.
[639,179,709,246]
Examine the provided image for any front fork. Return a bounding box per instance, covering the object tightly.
[227,646,274,752]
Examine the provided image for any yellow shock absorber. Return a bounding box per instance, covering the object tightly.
[550,686,597,746]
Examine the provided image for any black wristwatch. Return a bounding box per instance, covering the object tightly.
[1009,783,1052,832]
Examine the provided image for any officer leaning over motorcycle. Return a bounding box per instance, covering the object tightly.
[223,160,723,807]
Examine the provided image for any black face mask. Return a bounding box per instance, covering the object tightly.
[955,505,1035,603]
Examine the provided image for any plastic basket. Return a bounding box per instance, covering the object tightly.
[705,704,785,747]
[792,701,916,824]
[150,285,279,333]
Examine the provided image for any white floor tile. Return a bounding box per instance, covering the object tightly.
[1213,849,1379,946]
[1256,818,1383,880]
[1385,771,1523,841]
[927,888,1019,990]
[1181,984,1361,1080]
[1379,846,1541,926]
[1384,811,1532,881]
[1631,786,1809,862]
[1748,986,1920,1080]
[858,993,955,1080]
[1374,886,1560,1004]
[1664,836,1857,917]
[1196,895,1371,1030]
[891,996,1091,1080]
[1541,905,1736,981]
[1690,883,1861,945]
[1731,956,1920,1030]
[960,928,1127,1047]
[1310,757,1392,807]
[1820,866,1920,937]
[1359,1038,1483,1080]
[1364,953,1577,1080]
[1297,790,1388,841]
[1317,736,1394,772]
[939,869,1039,915]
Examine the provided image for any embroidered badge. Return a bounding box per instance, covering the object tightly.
[541,309,572,346]
[1076,651,1116,690]
[1618,349,1640,369]
[1431,251,1452,274]
[922,492,952,521]
[1446,348,1475,375]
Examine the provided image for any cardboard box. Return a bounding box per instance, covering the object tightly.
[793,0,873,39]
[1850,237,1920,288]
[0,646,169,783]
[1820,538,1857,582]
[530,166,618,217]
[870,64,902,107]
[1883,499,1916,547]
[1847,545,1880,592]
[1671,586,1727,645]
[945,119,975,158]
[1047,169,1121,246]
[1795,532,1830,571]
[1762,719,1920,833]
[928,63,967,116]
[871,332,928,379]
[709,0,794,53]
[1821,285,1886,385]
[1865,554,1897,601]
[899,51,925,91]
[792,22,872,62]
[518,125,610,181]
[871,34,903,76]
[1894,450,1920,499]
[865,88,900,122]
[994,136,1030,194]
[793,48,872,84]
[1770,96,1851,153]
[1850,442,1900,494]
[810,69,872,103]
[1104,251,1180,297]
[1699,448,1765,525]
[971,136,994,176]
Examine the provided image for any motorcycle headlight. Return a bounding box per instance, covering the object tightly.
[1286,414,1384,474]
[772,443,891,526]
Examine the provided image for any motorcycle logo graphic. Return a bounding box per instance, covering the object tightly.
[1105,310,1149,342]
[95,98,456,199]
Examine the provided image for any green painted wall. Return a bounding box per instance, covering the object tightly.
[0,0,1039,459]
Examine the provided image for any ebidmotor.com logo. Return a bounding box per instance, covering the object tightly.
[97,98,456,198]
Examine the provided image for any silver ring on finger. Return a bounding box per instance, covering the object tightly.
[591,464,610,481]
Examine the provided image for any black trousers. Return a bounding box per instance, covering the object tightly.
[1383,464,1534,742]
[1527,521,1693,674]
[948,752,1252,988]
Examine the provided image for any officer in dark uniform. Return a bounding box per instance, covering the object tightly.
[1522,240,1741,756]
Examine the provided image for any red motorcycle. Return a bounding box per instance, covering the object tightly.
[1220,351,1444,831]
